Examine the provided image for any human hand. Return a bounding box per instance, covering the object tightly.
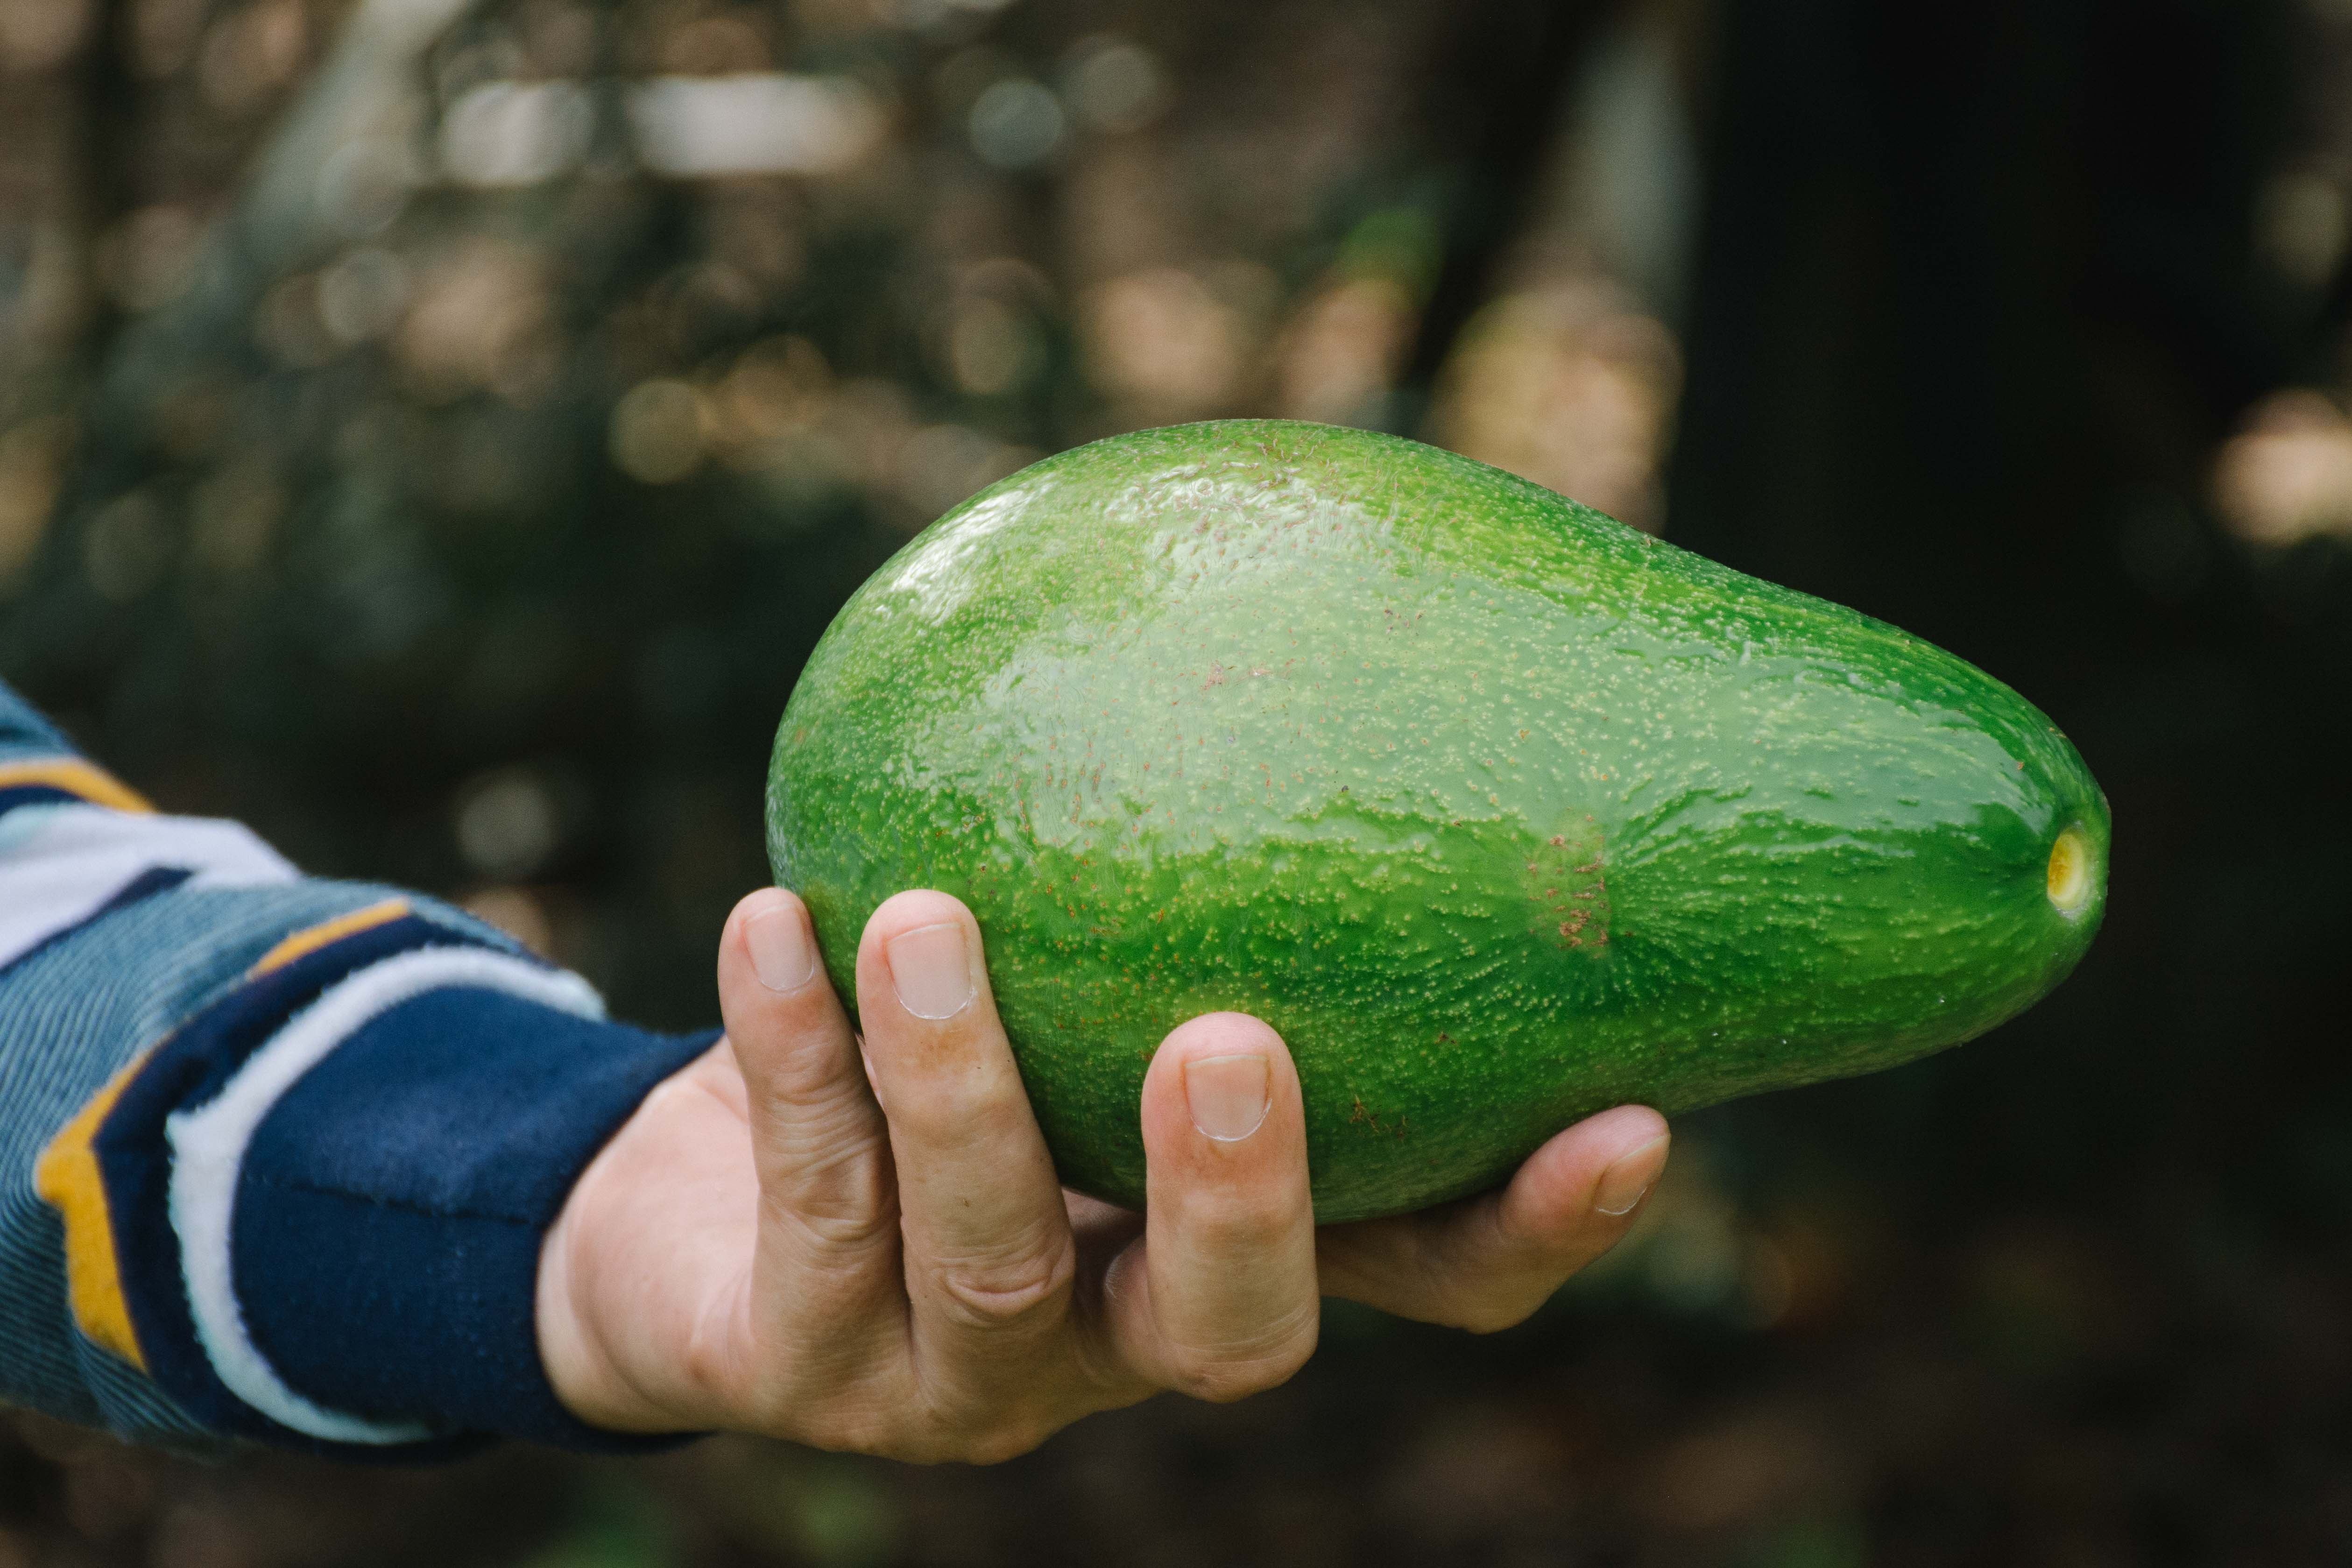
[535,887,1670,1461]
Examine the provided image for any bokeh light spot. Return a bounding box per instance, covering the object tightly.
[1062,36,1170,134]
[610,380,708,485]
[969,79,1066,171]
[454,768,561,880]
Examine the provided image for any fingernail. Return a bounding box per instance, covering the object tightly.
[1593,1134,1669,1216]
[1185,1053,1271,1142]
[746,903,819,993]
[886,921,975,1020]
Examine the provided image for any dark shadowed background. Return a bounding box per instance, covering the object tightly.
[3,0,2351,1562]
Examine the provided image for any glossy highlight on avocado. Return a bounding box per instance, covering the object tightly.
[767,421,2110,1222]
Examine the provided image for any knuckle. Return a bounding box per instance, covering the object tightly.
[768,1149,897,1254]
[928,1236,1078,1331]
[784,1199,900,1257]
[1180,1189,1298,1255]
[756,1060,869,1126]
[781,1151,898,1241]
[885,1065,1027,1142]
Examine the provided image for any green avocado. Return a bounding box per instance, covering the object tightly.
[766,420,2108,1222]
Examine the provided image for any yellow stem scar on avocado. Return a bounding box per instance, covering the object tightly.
[2047,825,2096,917]
[766,421,2112,1222]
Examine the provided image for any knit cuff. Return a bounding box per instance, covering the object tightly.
[46,901,715,1457]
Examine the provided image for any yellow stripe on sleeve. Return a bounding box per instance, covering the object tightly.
[29,897,413,1370]
[33,1046,160,1370]
[0,758,153,813]
[248,898,411,976]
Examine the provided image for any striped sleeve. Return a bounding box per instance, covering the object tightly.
[0,681,714,1456]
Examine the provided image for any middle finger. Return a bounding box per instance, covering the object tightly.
[853,890,1080,1423]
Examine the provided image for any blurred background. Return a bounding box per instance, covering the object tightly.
[2,0,2350,1561]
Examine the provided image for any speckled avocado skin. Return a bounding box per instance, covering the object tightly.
[766,421,2110,1222]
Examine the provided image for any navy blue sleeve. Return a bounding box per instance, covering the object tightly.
[237,993,714,1449]
[2,675,721,1457]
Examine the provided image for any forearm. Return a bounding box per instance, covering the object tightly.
[0,680,710,1455]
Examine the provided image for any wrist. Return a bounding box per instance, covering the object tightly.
[533,1162,651,1431]
[533,1043,759,1436]
[532,1081,694,1434]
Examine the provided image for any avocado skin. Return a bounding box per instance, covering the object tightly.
[767,421,2109,1222]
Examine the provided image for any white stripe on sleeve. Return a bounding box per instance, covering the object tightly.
[0,803,299,971]
[163,946,604,1444]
